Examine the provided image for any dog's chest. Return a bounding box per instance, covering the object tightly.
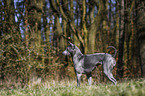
[73,57,84,73]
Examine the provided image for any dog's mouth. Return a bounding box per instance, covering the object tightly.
[62,50,70,56]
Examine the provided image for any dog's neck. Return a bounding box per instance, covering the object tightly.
[72,48,84,64]
[75,52,83,59]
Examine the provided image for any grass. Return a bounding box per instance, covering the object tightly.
[1,79,145,96]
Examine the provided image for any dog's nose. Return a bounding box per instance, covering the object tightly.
[62,51,66,55]
[62,52,64,55]
[62,50,70,56]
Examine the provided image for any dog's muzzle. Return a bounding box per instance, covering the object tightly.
[62,50,70,56]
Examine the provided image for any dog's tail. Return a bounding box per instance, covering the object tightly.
[107,46,117,57]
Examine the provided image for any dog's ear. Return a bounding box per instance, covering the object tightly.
[68,41,73,46]
[68,41,71,44]
[68,41,75,48]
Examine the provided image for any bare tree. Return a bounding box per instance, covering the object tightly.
[136,0,145,77]
[117,0,125,78]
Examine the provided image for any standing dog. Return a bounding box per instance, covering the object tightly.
[62,42,117,87]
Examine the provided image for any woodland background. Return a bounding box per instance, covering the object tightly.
[0,0,145,88]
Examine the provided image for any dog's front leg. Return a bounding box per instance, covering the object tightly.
[76,73,82,87]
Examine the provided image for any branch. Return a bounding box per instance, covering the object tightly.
[49,0,60,15]
[56,0,68,21]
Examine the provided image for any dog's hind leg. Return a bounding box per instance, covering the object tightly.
[109,73,117,85]
[104,71,117,85]
[86,73,92,86]
[105,69,117,85]
[76,73,82,87]
[109,62,117,85]
[103,63,117,85]
[109,67,117,84]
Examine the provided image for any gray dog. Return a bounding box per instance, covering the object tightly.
[62,42,117,86]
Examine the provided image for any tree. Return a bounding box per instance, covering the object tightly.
[117,0,125,78]
[136,0,145,77]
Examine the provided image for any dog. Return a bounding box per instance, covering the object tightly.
[62,42,117,87]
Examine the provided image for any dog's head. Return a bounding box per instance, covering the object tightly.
[62,42,77,56]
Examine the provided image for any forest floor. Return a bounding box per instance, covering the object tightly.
[1,78,145,96]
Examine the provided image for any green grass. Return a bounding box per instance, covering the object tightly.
[1,79,145,96]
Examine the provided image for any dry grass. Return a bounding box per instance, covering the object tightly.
[1,78,145,96]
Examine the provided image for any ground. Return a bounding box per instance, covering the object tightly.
[1,79,145,96]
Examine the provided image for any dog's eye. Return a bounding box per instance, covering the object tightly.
[66,47,69,51]
[72,46,75,49]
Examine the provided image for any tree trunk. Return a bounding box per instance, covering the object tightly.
[88,1,95,54]
[70,0,79,45]
[136,0,145,77]
[1,0,16,80]
[117,0,125,78]
[82,0,88,54]
[3,0,15,33]
[24,0,29,47]
[55,15,65,51]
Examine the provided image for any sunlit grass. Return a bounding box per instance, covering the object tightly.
[1,79,145,96]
